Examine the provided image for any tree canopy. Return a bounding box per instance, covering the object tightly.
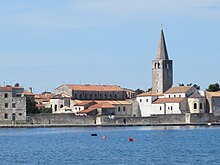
[135,88,145,94]
[207,83,220,92]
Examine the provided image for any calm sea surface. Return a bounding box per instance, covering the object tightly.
[0,126,220,165]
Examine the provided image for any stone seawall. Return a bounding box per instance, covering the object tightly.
[26,113,215,126]
[28,114,96,125]
[99,114,186,125]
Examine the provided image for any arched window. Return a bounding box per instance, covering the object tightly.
[60,104,63,108]
[194,103,197,109]
[158,63,160,68]
[54,105,57,112]
[200,103,203,109]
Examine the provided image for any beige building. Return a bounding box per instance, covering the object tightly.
[206,92,220,116]
[54,84,128,100]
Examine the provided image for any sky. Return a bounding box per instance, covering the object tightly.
[0,0,220,93]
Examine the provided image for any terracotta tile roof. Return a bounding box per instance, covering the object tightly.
[206,91,220,97]
[75,101,95,106]
[137,91,164,97]
[153,97,185,104]
[0,87,12,91]
[78,102,115,114]
[165,86,193,94]
[95,100,131,105]
[65,84,124,92]
[35,93,52,99]
[23,91,35,96]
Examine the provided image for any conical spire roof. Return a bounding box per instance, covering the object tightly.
[156,29,169,60]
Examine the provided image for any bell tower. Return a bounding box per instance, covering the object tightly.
[152,29,173,94]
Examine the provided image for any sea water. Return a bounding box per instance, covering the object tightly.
[0,126,220,165]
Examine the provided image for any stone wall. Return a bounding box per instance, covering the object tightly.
[27,113,215,126]
[28,114,96,125]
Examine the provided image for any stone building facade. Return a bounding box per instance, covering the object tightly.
[54,84,127,100]
[152,29,173,94]
[0,86,26,121]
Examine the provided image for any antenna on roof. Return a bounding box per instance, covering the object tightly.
[161,24,163,30]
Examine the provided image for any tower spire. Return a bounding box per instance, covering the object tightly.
[156,29,169,60]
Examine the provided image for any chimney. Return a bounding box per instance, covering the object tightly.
[29,87,33,93]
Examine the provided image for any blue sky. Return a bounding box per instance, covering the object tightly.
[0,0,219,93]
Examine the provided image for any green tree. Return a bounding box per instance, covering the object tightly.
[193,84,200,90]
[39,107,52,113]
[26,97,38,114]
[207,83,220,92]
[135,88,145,94]
[147,87,152,92]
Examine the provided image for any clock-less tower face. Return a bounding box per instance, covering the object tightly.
[152,30,173,94]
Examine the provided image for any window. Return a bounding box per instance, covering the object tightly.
[118,107,120,112]
[16,94,21,97]
[200,103,203,109]
[95,94,97,99]
[75,94,77,99]
[4,93,8,98]
[105,94,107,99]
[140,99,142,102]
[60,104,63,108]
[168,107,170,110]
[54,105,57,112]
[169,95,171,98]
[123,107,126,111]
[80,94,82,99]
[146,99,148,102]
[194,103,197,109]
[174,95,176,98]
[179,95,181,97]
[12,103,16,108]
[159,106,162,111]
[110,94,112,99]
[85,94,87,99]
[19,113,22,116]
[171,106,173,110]
[5,103,8,108]
[4,114,8,119]
[100,94,102,99]
[115,94,117,99]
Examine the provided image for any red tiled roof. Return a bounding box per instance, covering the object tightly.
[153,97,185,104]
[23,91,35,96]
[95,100,131,105]
[137,91,164,97]
[165,86,193,94]
[75,101,95,106]
[78,102,115,114]
[65,84,124,92]
[0,87,12,91]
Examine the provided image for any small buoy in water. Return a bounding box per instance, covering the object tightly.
[129,137,134,142]
[102,135,107,139]
[91,133,98,136]
[207,123,212,126]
